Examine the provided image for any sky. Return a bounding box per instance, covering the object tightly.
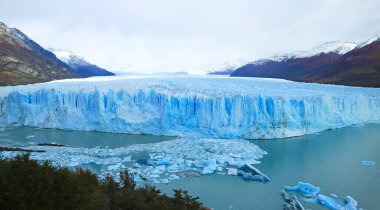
[1,0,380,74]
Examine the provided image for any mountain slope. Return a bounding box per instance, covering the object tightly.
[51,49,115,77]
[308,40,380,87]
[0,22,77,86]
[231,40,380,87]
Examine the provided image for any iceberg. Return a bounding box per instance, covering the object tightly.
[317,194,342,210]
[284,182,362,210]
[238,164,270,182]
[361,160,375,166]
[281,190,305,210]
[1,75,380,139]
[285,182,321,197]
[344,196,358,210]
[201,159,218,174]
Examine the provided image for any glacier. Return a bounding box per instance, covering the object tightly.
[0,75,380,139]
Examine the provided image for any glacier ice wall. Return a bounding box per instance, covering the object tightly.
[0,76,380,139]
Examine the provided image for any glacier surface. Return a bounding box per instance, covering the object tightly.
[1,75,380,139]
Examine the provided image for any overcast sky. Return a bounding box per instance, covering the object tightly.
[1,0,380,74]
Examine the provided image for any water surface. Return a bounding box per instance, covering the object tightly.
[1,124,379,209]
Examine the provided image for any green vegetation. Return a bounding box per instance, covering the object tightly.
[0,154,207,210]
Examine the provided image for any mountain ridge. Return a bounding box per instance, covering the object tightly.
[231,37,380,87]
[0,22,114,86]
[0,22,77,86]
[50,48,115,77]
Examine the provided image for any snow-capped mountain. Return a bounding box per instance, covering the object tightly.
[248,52,299,66]
[247,41,357,66]
[207,62,240,75]
[0,22,115,86]
[50,49,114,77]
[232,37,380,87]
[295,41,357,58]
[0,22,76,86]
[356,34,380,48]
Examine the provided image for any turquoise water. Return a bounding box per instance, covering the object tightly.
[1,124,380,209]
[159,124,380,209]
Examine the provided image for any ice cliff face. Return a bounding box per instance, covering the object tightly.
[0,76,379,139]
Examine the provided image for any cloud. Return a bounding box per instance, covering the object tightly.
[1,0,380,73]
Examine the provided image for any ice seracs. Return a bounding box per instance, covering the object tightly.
[1,75,380,139]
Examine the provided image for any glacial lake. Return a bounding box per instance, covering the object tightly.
[1,123,379,210]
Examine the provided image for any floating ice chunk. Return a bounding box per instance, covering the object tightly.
[317,194,342,210]
[239,164,270,182]
[241,173,268,182]
[185,160,193,167]
[155,160,173,166]
[303,197,317,204]
[281,190,305,210]
[122,156,132,162]
[168,174,179,180]
[160,178,169,184]
[330,194,339,199]
[204,159,217,167]
[167,164,180,173]
[227,168,238,176]
[237,156,261,167]
[107,163,121,171]
[202,167,216,174]
[361,160,375,166]
[26,135,35,139]
[202,159,218,174]
[285,182,321,197]
[344,196,358,210]
[149,174,160,179]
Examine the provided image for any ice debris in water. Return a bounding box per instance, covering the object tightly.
[344,196,358,210]
[317,194,343,210]
[361,160,375,166]
[238,163,270,182]
[284,182,362,210]
[285,182,321,197]
[281,190,305,210]
[317,194,359,210]
[0,137,266,185]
